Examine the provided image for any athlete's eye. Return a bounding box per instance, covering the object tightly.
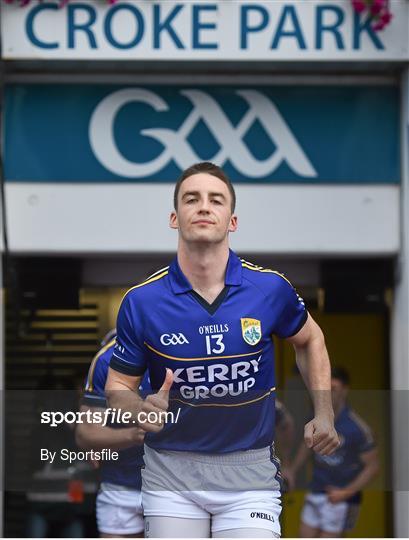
[212,199,223,205]
[186,198,197,204]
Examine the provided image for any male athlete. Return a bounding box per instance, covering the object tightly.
[288,367,379,537]
[76,331,145,537]
[105,162,339,538]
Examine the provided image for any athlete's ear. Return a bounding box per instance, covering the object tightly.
[170,211,179,230]
[228,214,238,233]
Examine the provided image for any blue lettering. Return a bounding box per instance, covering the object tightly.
[67,4,96,49]
[153,4,185,49]
[105,5,144,49]
[240,5,269,49]
[271,6,306,50]
[192,5,218,49]
[353,12,384,50]
[26,4,59,49]
[316,6,345,50]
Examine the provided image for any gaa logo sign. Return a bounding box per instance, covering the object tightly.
[89,88,317,179]
[160,333,189,346]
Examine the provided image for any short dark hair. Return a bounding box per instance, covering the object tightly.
[173,162,236,212]
[331,366,350,386]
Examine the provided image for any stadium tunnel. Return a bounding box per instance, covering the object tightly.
[2,252,394,537]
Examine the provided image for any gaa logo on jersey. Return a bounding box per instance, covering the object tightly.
[241,318,262,346]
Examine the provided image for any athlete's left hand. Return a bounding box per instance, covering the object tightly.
[304,416,340,456]
[326,486,354,504]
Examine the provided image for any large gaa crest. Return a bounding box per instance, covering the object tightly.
[241,318,262,346]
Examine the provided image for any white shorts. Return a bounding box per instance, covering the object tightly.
[96,482,144,535]
[301,492,360,534]
[142,445,282,536]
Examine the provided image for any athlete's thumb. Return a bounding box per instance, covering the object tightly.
[157,368,173,400]
[304,422,314,448]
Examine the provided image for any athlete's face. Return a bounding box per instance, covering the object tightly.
[170,173,237,244]
[331,378,348,410]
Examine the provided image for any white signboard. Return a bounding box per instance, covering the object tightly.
[1,0,408,61]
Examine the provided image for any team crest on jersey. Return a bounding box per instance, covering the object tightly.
[241,318,262,346]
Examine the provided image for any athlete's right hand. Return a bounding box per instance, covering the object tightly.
[137,368,173,433]
[304,415,339,456]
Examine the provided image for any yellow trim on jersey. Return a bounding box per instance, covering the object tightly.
[170,386,275,407]
[241,262,293,287]
[121,269,169,301]
[240,258,263,269]
[86,338,116,392]
[144,341,263,362]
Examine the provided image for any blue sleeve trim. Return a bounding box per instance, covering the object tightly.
[81,393,107,408]
[110,356,146,376]
[360,441,377,454]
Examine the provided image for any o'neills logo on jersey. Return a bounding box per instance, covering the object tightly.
[198,323,229,335]
[176,355,261,400]
[241,318,262,346]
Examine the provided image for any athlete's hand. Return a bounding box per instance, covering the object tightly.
[138,369,173,433]
[326,486,354,504]
[304,416,339,456]
[128,426,146,445]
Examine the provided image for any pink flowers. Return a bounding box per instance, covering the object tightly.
[352,0,367,13]
[352,0,393,31]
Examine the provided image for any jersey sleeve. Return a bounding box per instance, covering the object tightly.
[82,349,109,408]
[275,399,285,428]
[355,419,376,454]
[272,275,308,339]
[110,292,147,376]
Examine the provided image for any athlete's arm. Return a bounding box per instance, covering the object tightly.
[286,314,339,456]
[276,408,296,490]
[75,404,144,451]
[105,367,173,433]
[275,407,295,467]
[284,440,312,491]
[326,447,380,504]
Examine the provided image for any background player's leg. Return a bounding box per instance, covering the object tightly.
[101,533,143,538]
[319,530,344,538]
[299,521,320,538]
[213,527,277,537]
[145,517,211,538]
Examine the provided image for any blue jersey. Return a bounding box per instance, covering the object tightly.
[310,405,376,503]
[111,250,307,453]
[83,339,145,489]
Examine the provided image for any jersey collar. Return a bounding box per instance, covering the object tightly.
[169,249,243,295]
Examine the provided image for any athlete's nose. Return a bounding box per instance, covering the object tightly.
[198,197,211,213]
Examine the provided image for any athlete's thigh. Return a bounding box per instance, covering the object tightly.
[213,527,277,538]
[320,499,359,537]
[96,486,144,537]
[299,493,324,538]
[319,497,350,536]
[101,533,143,538]
[299,521,321,538]
[144,516,210,538]
[319,530,344,538]
[209,490,281,538]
